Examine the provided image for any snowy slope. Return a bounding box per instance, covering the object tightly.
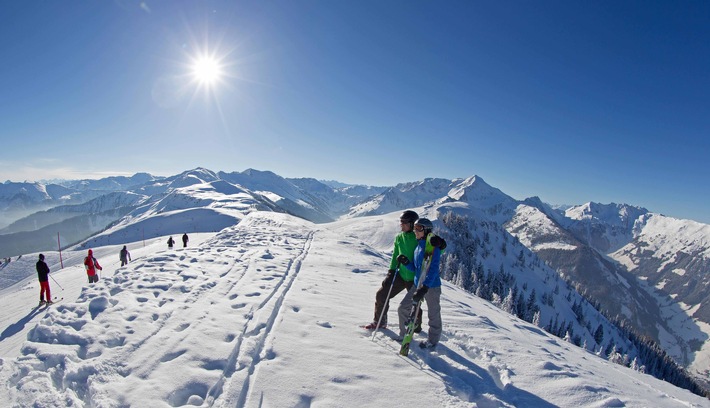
[507,200,710,380]
[611,214,710,375]
[0,212,707,407]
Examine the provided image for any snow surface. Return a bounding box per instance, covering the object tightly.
[0,212,708,407]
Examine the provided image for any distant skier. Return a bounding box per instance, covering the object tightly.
[182,233,189,248]
[167,236,175,249]
[36,254,52,305]
[119,245,131,266]
[84,249,103,284]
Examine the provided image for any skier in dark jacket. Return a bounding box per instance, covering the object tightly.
[182,233,189,248]
[36,254,52,305]
[119,245,131,266]
[168,236,175,249]
[364,210,423,331]
[398,217,446,349]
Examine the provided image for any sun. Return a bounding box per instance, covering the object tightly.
[191,56,223,86]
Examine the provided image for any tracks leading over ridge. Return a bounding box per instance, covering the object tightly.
[7,215,315,407]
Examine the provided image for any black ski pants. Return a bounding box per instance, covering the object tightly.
[373,272,422,327]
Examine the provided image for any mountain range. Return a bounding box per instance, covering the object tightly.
[1,168,708,388]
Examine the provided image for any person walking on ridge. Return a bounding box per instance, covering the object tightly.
[84,249,103,284]
[168,236,175,249]
[182,233,189,248]
[119,245,131,267]
[36,254,52,305]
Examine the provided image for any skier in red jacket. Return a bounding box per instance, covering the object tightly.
[84,249,103,284]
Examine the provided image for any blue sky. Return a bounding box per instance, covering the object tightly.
[1,1,708,223]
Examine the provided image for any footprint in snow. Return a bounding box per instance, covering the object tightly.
[316,321,333,328]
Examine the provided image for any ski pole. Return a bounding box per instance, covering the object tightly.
[371,261,401,341]
[49,274,64,290]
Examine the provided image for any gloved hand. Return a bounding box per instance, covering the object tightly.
[430,235,446,250]
[412,285,429,302]
[397,254,410,265]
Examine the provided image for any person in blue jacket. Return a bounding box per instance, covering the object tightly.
[397,217,446,349]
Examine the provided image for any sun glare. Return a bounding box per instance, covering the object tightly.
[192,56,223,86]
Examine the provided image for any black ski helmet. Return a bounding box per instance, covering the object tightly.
[414,218,433,232]
[399,210,419,226]
[39,254,45,260]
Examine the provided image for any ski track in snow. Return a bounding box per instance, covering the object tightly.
[6,221,314,407]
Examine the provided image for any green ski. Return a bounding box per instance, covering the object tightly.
[399,255,432,356]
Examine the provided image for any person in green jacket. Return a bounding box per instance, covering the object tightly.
[398,217,446,349]
[364,210,422,331]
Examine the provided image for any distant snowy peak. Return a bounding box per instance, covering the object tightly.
[0,182,51,201]
[319,179,357,189]
[219,169,301,201]
[566,202,648,227]
[346,176,522,222]
[446,176,518,222]
[338,184,387,198]
[234,169,294,192]
[59,191,148,214]
[396,177,452,192]
[58,172,163,191]
[558,202,652,253]
[168,168,220,189]
[241,168,272,177]
[447,175,510,201]
[287,178,333,195]
[152,180,254,215]
[520,196,567,223]
[507,204,580,252]
[624,214,710,259]
[347,178,453,217]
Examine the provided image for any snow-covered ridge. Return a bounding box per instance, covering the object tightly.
[0,212,707,407]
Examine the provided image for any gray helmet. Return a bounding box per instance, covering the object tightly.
[399,210,419,224]
[414,218,433,232]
